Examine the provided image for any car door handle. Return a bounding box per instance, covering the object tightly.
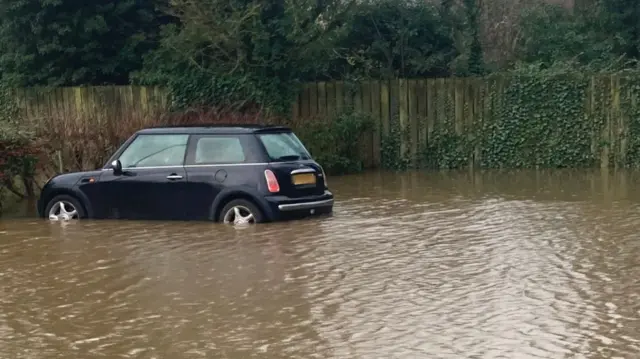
[166,174,183,180]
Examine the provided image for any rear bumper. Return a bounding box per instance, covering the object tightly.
[264,190,334,221]
[278,198,334,211]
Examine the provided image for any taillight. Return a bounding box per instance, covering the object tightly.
[264,169,280,193]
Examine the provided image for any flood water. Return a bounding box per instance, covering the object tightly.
[1,169,640,359]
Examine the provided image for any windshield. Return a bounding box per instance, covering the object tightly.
[258,132,312,162]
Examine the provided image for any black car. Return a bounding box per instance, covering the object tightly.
[37,125,334,224]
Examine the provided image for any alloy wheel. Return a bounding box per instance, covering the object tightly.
[223,205,256,225]
[48,201,79,221]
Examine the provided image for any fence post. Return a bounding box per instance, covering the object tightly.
[57,150,63,174]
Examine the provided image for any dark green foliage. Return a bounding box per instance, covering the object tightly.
[4,0,640,95]
[381,123,411,171]
[515,3,619,70]
[599,0,640,60]
[134,0,346,112]
[134,40,296,113]
[133,0,491,112]
[462,0,484,76]
[421,133,473,170]
[515,1,640,71]
[0,0,170,86]
[331,0,457,79]
[620,75,640,168]
[481,72,594,168]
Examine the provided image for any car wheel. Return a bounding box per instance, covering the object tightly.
[45,195,85,221]
[219,199,264,225]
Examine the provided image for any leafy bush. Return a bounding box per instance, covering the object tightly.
[381,122,411,171]
[0,126,43,198]
[0,84,43,209]
[331,0,457,79]
[514,3,620,71]
[133,0,345,114]
[0,0,170,87]
[294,110,373,175]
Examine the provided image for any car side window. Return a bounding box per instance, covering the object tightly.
[194,136,246,164]
[118,134,189,168]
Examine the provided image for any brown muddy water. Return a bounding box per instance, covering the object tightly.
[1,169,640,359]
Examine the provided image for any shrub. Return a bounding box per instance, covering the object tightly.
[294,110,374,175]
[0,84,44,208]
[0,125,43,198]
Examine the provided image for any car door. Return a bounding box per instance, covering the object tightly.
[99,133,190,220]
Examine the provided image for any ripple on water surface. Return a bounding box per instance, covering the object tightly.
[0,169,640,359]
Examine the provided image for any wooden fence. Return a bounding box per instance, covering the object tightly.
[291,76,640,169]
[291,79,487,167]
[14,85,170,128]
[12,75,640,170]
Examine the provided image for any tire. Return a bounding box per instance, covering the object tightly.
[45,195,86,221]
[218,199,264,225]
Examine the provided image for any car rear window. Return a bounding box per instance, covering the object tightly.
[194,136,246,164]
[257,132,311,162]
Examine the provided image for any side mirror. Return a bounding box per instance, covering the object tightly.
[111,160,123,175]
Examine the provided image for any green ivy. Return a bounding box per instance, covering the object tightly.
[481,73,595,168]
[622,77,640,167]
[419,132,472,169]
[377,71,640,170]
[0,82,42,212]
[381,121,411,171]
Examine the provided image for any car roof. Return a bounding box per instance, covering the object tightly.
[136,124,293,135]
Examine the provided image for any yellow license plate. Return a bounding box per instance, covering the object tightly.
[292,173,316,185]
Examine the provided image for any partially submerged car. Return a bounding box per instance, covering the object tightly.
[37,125,334,224]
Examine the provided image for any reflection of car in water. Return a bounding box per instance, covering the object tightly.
[37,125,334,225]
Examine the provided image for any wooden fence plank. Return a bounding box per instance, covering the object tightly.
[380,80,390,138]
[300,84,311,118]
[361,81,371,114]
[360,81,372,166]
[317,81,326,117]
[399,79,408,157]
[426,79,435,145]
[371,80,382,166]
[354,82,362,112]
[408,79,418,161]
[454,78,464,135]
[326,81,336,117]
[417,79,427,147]
[335,81,344,113]
[309,83,318,117]
[291,92,300,121]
